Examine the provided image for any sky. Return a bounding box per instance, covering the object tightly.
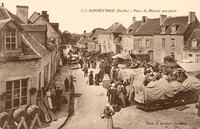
[1,0,200,34]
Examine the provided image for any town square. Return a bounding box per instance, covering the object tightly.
[0,0,200,129]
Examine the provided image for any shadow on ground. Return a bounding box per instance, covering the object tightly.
[114,127,122,129]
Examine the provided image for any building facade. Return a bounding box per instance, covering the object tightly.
[154,12,199,63]
[122,17,142,54]
[0,5,60,112]
[98,22,126,54]
[183,29,200,63]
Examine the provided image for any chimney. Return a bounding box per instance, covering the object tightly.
[114,22,119,26]
[16,5,29,24]
[142,16,148,24]
[42,11,49,22]
[132,17,136,23]
[160,15,167,25]
[84,30,86,33]
[188,12,196,24]
[2,3,4,7]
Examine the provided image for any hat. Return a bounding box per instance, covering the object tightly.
[111,83,115,87]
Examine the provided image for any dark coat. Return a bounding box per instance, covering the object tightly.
[107,87,117,105]
[89,73,94,85]
[64,78,69,91]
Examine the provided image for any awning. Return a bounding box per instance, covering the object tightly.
[177,62,200,74]
[130,53,150,61]
[111,54,130,60]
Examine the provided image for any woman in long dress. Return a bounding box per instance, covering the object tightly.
[46,88,53,110]
[103,104,115,129]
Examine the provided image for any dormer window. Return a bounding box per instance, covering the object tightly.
[5,30,17,50]
[161,25,167,33]
[191,39,198,48]
[171,24,179,33]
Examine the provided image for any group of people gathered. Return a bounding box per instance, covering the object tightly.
[106,79,133,110]
[143,63,187,86]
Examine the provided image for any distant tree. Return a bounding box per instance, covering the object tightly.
[61,31,81,45]
[70,34,81,44]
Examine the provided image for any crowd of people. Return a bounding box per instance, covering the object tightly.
[106,79,133,110]
[143,63,187,86]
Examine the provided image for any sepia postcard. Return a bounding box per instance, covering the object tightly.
[0,0,200,129]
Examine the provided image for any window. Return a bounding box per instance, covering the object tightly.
[161,26,166,33]
[171,38,175,48]
[191,39,198,48]
[5,31,17,50]
[146,39,150,48]
[5,78,28,110]
[162,38,166,47]
[171,52,175,59]
[171,25,177,33]
[139,39,142,48]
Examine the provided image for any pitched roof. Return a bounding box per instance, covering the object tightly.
[47,42,56,51]
[89,29,105,40]
[28,12,40,23]
[21,24,47,32]
[0,6,24,29]
[0,6,51,61]
[22,32,49,57]
[155,16,191,35]
[106,23,126,33]
[122,21,142,34]
[0,7,9,20]
[82,32,92,37]
[184,29,200,50]
[77,38,89,45]
[7,10,24,24]
[135,18,160,36]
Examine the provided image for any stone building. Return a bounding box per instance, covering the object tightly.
[0,5,61,112]
[154,12,199,63]
[122,17,142,54]
[98,22,126,54]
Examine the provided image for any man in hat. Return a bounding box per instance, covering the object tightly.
[107,83,117,106]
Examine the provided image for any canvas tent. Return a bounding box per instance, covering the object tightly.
[111,54,130,60]
[177,62,200,75]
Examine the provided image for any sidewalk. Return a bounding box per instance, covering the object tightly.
[41,65,72,129]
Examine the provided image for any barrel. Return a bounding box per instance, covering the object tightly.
[26,105,40,119]
[12,107,26,123]
[0,112,10,127]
